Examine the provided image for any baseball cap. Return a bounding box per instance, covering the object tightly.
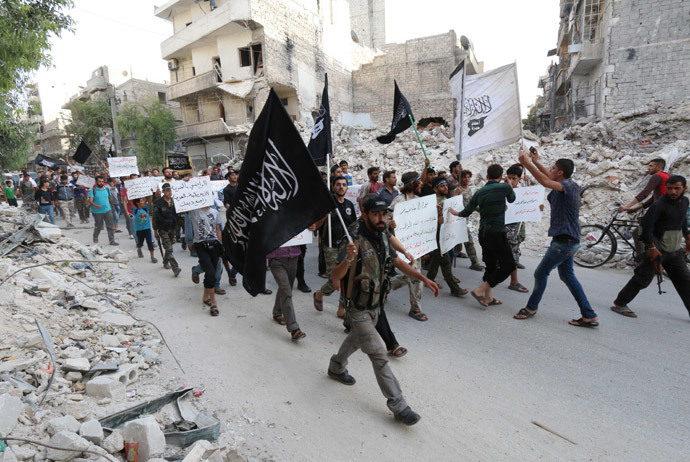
[161,183,171,190]
[362,196,389,213]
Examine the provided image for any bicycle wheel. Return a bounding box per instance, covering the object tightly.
[575,224,617,268]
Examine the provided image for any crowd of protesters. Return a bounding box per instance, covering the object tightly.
[3,148,689,426]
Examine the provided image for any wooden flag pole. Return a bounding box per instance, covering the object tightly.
[409,115,429,159]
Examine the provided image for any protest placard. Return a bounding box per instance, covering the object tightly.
[505,185,545,224]
[345,184,361,217]
[149,176,165,191]
[76,176,95,189]
[107,157,139,177]
[210,180,229,192]
[281,229,312,247]
[392,195,438,261]
[439,195,469,254]
[124,177,156,201]
[170,177,215,213]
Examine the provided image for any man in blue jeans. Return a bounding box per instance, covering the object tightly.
[513,149,599,327]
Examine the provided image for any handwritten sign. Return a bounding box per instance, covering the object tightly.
[210,180,229,192]
[149,176,165,191]
[107,157,139,177]
[439,195,469,254]
[345,184,362,217]
[505,185,545,224]
[281,229,312,247]
[124,177,155,200]
[76,176,95,189]
[393,195,438,261]
[170,177,215,213]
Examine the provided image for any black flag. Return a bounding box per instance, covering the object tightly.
[376,80,415,144]
[107,145,114,158]
[166,154,194,174]
[307,74,332,166]
[72,141,92,164]
[223,89,336,296]
[34,154,66,169]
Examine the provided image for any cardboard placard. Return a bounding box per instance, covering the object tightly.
[281,229,312,247]
[124,177,156,201]
[76,176,95,189]
[505,185,545,224]
[439,195,469,254]
[344,184,362,217]
[170,177,215,213]
[392,195,438,261]
[107,157,139,177]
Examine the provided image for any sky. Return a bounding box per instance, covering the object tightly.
[36,0,559,122]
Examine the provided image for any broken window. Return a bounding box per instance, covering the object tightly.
[280,98,289,106]
[239,48,251,67]
[158,92,166,104]
[212,57,222,82]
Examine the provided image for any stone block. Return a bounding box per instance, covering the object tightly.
[79,419,104,445]
[120,416,166,461]
[85,376,124,399]
[46,432,90,462]
[101,430,124,454]
[46,415,82,435]
[0,394,22,435]
[64,358,91,372]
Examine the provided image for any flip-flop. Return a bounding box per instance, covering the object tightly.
[508,283,529,293]
[408,312,428,322]
[610,305,637,318]
[210,305,219,316]
[291,329,306,342]
[389,345,408,357]
[470,290,488,307]
[568,318,599,328]
[514,308,536,320]
[486,299,503,306]
[313,292,324,311]
[202,298,212,307]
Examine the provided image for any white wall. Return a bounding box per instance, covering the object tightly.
[217,29,255,81]
[192,44,218,75]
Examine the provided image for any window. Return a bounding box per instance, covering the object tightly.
[212,57,222,82]
[158,92,166,104]
[239,48,251,67]
[246,105,253,119]
[280,98,289,106]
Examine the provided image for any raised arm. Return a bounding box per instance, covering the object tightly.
[518,151,563,191]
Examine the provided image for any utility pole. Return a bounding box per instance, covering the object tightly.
[107,84,122,156]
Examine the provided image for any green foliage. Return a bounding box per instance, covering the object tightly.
[0,0,74,97]
[118,101,177,168]
[522,105,538,133]
[63,98,112,153]
[0,101,33,170]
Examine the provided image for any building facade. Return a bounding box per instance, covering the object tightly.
[536,0,690,133]
[155,0,482,167]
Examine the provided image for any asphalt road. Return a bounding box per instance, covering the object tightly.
[65,224,690,461]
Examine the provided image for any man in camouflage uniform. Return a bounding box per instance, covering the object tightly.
[326,196,440,426]
[152,183,182,277]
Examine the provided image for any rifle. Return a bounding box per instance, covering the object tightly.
[156,234,165,261]
[653,256,665,295]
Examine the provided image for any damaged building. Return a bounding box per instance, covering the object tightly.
[154,0,482,167]
[534,0,690,134]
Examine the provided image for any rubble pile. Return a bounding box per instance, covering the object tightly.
[0,207,240,462]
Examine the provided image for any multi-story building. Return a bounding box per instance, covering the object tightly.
[154,0,483,167]
[21,83,45,165]
[40,119,69,160]
[536,0,690,133]
[64,66,181,159]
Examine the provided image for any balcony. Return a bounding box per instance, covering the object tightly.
[176,118,237,140]
[160,0,252,59]
[167,71,220,101]
[568,40,605,77]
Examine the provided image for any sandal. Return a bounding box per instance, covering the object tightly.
[210,305,219,316]
[508,283,529,293]
[202,298,212,307]
[486,299,503,306]
[291,329,306,342]
[389,345,408,358]
[470,290,487,306]
[313,291,324,311]
[408,312,428,322]
[262,289,272,295]
[273,315,287,326]
[513,308,536,320]
[610,305,637,318]
[450,288,469,298]
[568,317,599,328]
[453,277,462,284]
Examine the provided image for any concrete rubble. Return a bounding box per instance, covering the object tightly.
[0,208,245,461]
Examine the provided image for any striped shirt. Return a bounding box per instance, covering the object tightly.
[458,181,515,232]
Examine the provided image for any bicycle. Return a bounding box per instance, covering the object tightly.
[574,209,643,268]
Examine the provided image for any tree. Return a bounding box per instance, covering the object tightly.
[0,0,74,97]
[62,98,113,156]
[117,101,178,168]
[522,104,538,133]
[0,101,34,170]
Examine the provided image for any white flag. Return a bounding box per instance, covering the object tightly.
[451,62,522,159]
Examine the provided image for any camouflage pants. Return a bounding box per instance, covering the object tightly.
[159,229,179,270]
[390,258,423,314]
[320,246,339,296]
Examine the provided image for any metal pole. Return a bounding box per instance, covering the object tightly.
[327,155,332,247]
[409,115,429,159]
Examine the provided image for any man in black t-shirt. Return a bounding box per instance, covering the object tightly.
[313,176,357,318]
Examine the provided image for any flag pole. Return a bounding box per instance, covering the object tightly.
[408,115,429,159]
[513,61,526,151]
[327,155,332,247]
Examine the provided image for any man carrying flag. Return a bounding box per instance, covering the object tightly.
[223,89,335,296]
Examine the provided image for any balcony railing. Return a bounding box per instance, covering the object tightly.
[167,71,220,101]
